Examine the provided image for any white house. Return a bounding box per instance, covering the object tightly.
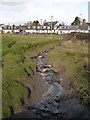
[88,1,90,32]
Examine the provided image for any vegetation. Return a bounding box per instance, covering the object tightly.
[71,16,80,25]
[81,19,88,30]
[1,28,4,34]
[2,33,89,118]
[32,20,40,26]
[47,34,89,105]
[0,34,2,120]
[2,33,60,118]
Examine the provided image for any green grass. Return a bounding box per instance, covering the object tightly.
[0,34,2,120]
[2,77,27,118]
[47,37,89,105]
[2,33,89,118]
[2,33,60,118]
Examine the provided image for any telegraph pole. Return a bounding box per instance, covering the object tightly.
[79,14,82,25]
[40,19,42,28]
[51,16,53,38]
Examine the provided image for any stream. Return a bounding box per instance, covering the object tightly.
[12,48,90,119]
[32,50,64,119]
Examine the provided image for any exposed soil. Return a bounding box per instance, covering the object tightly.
[23,71,49,106]
[55,69,72,91]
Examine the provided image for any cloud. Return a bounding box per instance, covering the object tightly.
[0,0,89,3]
[0,0,30,3]
[0,0,30,12]
[35,0,89,3]
[0,0,88,24]
[0,0,32,6]
[50,0,88,3]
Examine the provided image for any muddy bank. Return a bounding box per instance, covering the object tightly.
[24,71,49,106]
[64,32,89,41]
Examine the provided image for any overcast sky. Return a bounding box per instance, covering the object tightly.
[0,0,89,25]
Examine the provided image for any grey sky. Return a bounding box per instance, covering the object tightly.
[0,0,89,25]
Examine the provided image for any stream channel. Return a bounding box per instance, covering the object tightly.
[12,47,90,119]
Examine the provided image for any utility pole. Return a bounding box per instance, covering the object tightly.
[40,19,42,28]
[51,16,53,38]
[79,14,82,25]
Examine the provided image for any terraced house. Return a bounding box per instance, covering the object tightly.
[87,1,90,32]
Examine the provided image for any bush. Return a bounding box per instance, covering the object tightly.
[1,28,4,34]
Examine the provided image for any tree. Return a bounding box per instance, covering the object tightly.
[32,20,40,26]
[81,19,88,30]
[27,21,32,26]
[1,27,4,34]
[71,17,80,25]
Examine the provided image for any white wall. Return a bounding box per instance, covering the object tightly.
[0,27,2,31]
[14,30,19,33]
[3,29,89,34]
[4,30,12,33]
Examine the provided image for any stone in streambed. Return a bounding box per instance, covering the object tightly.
[42,68,50,73]
[37,55,45,59]
[44,64,52,68]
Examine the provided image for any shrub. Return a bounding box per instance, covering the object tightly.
[1,28,4,34]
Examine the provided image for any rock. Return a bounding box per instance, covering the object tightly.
[51,68,58,73]
[37,55,43,59]
[54,79,60,83]
[60,78,63,81]
[36,64,42,72]
[74,60,78,63]
[45,64,52,68]
[67,40,72,44]
[49,105,59,114]
[54,96,61,103]
[48,101,52,105]
[42,68,50,73]
[38,72,48,77]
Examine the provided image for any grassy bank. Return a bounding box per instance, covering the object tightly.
[47,33,89,105]
[2,33,60,118]
[0,34,2,119]
[2,33,89,118]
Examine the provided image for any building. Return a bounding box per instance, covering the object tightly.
[87,1,90,32]
[19,25,27,33]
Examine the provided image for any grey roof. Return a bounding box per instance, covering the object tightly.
[0,24,4,26]
[19,26,27,30]
[86,23,90,25]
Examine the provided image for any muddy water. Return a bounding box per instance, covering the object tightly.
[32,51,64,119]
[12,49,90,119]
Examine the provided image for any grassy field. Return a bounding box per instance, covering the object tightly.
[2,33,89,118]
[2,33,60,118]
[47,34,89,105]
[0,34,2,120]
